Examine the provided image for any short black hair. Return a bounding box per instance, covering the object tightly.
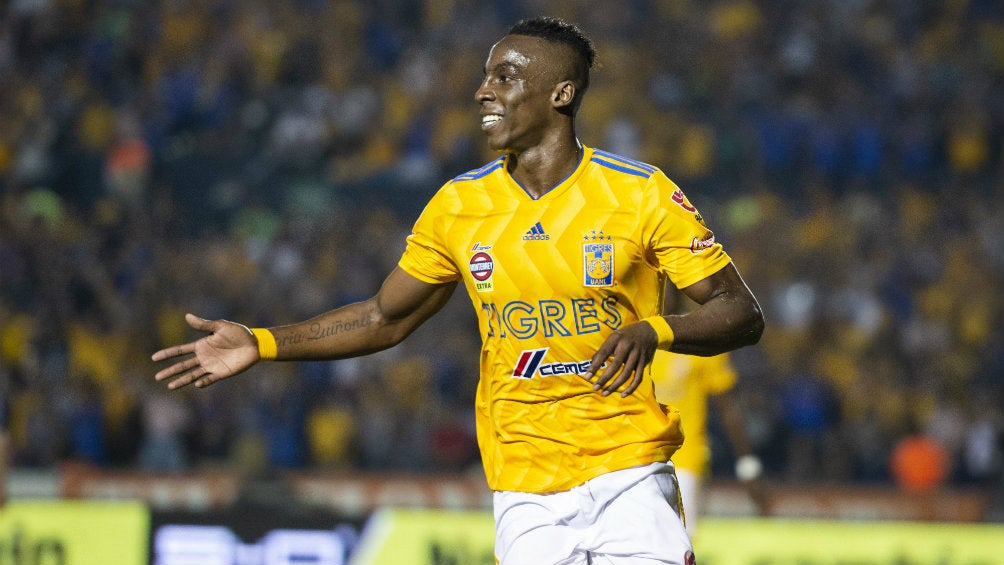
[507,16,596,92]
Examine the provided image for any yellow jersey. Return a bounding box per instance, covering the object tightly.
[650,351,737,475]
[398,146,732,492]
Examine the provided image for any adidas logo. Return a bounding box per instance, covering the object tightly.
[523,222,550,241]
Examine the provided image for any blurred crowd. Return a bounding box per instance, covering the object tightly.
[0,0,1002,503]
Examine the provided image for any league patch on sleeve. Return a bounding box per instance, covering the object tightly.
[690,231,717,253]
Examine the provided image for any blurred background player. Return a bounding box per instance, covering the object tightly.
[1,388,8,507]
[0,432,7,507]
[650,288,770,538]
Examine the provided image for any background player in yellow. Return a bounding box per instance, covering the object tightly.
[650,291,771,539]
[153,17,764,565]
[0,425,7,507]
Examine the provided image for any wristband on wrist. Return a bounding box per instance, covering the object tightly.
[735,454,763,481]
[642,315,675,349]
[250,328,278,361]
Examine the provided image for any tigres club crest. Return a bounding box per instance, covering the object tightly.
[583,242,614,287]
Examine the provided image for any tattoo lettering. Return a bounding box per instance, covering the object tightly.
[276,333,304,348]
[308,317,370,340]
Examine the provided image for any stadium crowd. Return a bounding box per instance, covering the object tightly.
[0,0,1002,505]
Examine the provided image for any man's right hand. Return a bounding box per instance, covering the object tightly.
[152,313,260,389]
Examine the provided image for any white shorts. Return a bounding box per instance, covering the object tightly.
[493,462,694,565]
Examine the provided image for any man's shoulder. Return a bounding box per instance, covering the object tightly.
[420,156,506,213]
[587,148,662,180]
[449,156,506,184]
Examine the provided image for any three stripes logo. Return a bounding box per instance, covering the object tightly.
[523,222,550,241]
[512,348,549,379]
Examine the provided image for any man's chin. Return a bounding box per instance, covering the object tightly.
[484,138,506,152]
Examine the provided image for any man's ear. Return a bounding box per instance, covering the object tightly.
[552,80,576,109]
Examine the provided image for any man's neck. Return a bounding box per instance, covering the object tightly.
[507,134,582,199]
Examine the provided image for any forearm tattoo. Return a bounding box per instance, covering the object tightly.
[274,316,373,349]
[307,317,372,341]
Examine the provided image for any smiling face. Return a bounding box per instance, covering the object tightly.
[475,34,579,154]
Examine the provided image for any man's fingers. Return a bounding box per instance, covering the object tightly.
[596,349,649,397]
[586,332,625,383]
[153,315,214,361]
[584,324,655,397]
[153,357,202,381]
[184,313,214,331]
[152,314,228,390]
[618,350,651,397]
[599,374,626,395]
[591,355,621,389]
[598,350,640,395]
[166,367,208,390]
[151,342,196,363]
[585,344,615,381]
[619,367,645,397]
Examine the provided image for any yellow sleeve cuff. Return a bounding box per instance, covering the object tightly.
[642,316,675,349]
[250,327,278,360]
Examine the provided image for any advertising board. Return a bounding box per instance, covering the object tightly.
[349,509,1004,565]
[0,500,148,565]
[149,507,364,565]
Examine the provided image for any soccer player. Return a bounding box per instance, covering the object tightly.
[153,17,764,565]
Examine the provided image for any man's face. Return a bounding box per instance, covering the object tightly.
[475,34,567,153]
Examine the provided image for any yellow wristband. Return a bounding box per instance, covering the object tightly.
[250,328,278,360]
[642,316,675,349]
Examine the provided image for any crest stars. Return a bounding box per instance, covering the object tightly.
[584,230,612,241]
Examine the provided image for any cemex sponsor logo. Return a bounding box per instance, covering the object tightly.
[511,347,594,379]
[524,222,550,240]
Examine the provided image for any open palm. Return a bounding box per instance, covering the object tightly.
[152,313,260,389]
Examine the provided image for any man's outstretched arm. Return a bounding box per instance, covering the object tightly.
[152,267,457,389]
